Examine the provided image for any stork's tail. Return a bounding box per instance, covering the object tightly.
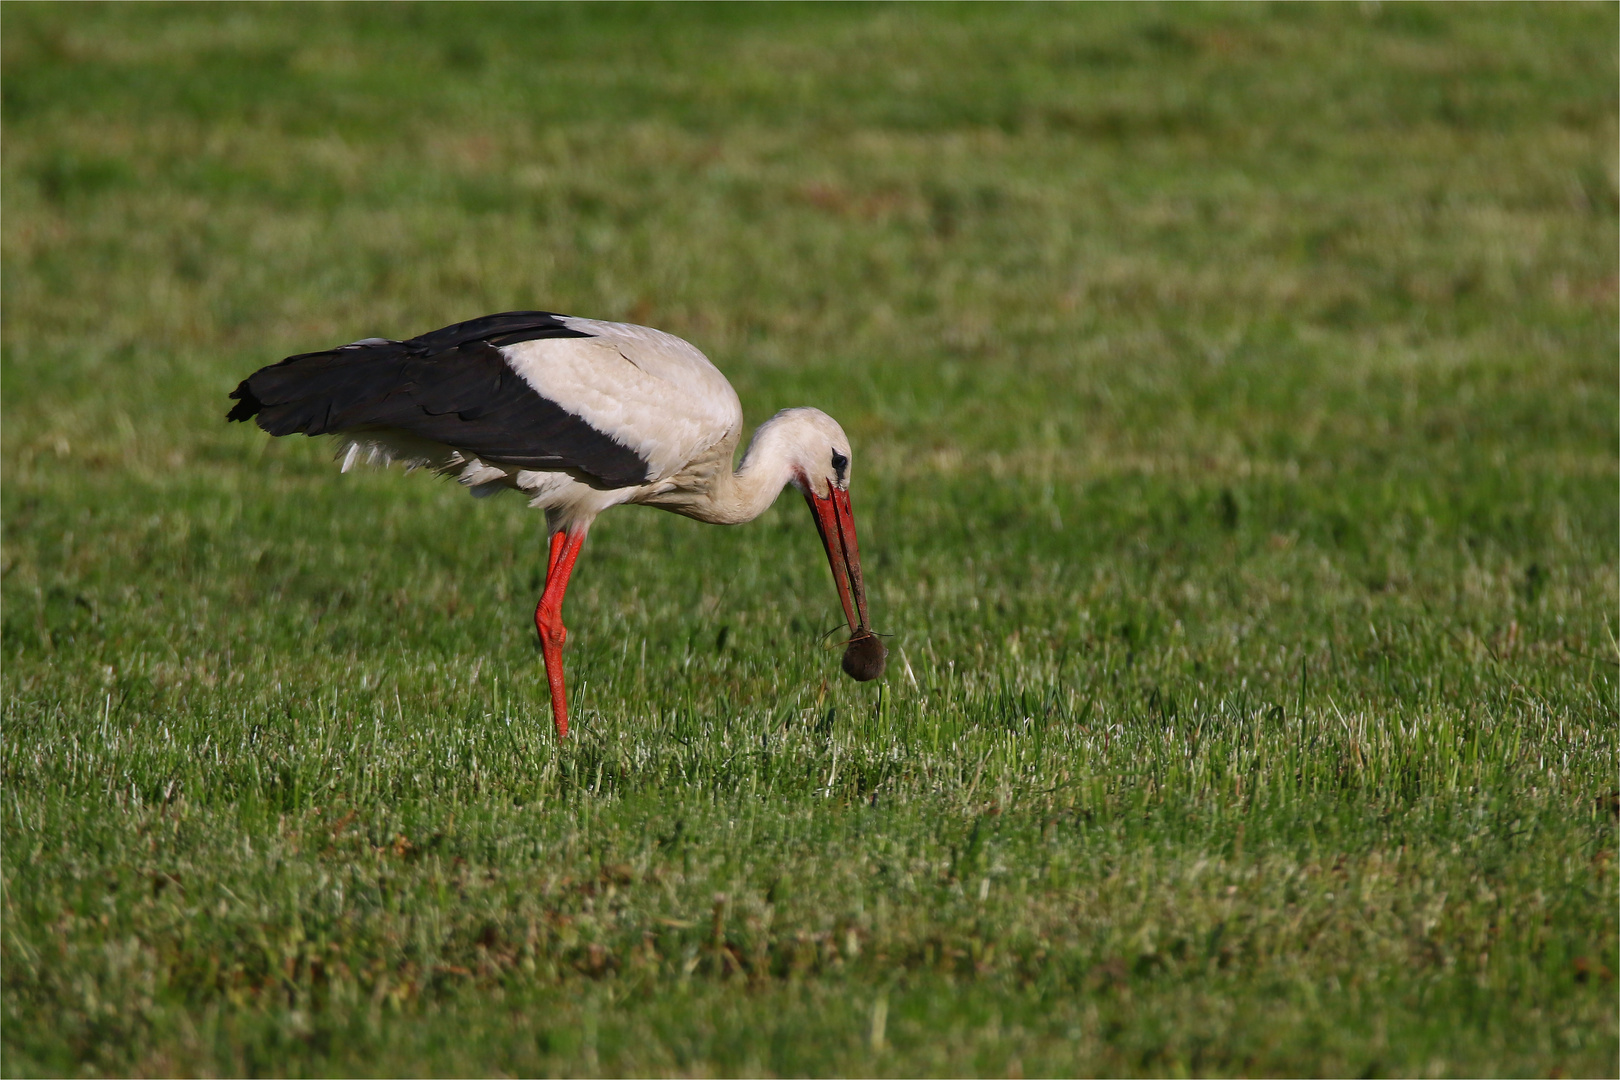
[225,380,265,423]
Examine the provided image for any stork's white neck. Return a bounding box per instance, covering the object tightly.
[645,407,851,526]
[691,412,806,525]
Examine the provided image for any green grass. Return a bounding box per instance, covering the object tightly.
[3,2,1616,1075]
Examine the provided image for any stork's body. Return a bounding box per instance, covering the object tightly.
[228,312,884,737]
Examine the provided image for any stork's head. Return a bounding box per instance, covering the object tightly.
[771,408,887,682]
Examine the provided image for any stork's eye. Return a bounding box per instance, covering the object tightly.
[831,450,848,480]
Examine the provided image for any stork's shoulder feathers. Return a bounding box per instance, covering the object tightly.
[503,316,744,482]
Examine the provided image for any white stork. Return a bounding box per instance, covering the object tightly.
[227,311,886,739]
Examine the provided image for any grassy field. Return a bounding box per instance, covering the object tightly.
[3,3,1616,1075]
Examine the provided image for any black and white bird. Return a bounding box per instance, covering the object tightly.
[227,311,886,739]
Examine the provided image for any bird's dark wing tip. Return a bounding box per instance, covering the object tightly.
[226,379,262,423]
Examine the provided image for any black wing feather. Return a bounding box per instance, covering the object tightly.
[226,311,652,489]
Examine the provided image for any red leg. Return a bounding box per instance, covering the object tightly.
[545,529,566,577]
[535,528,588,740]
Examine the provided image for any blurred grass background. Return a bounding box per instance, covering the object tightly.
[2,3,1616,1076]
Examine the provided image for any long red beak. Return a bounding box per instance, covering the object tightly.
[806,484,886,681]
[805,484,871,635]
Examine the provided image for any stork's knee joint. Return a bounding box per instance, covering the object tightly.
[536,609,567,646]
